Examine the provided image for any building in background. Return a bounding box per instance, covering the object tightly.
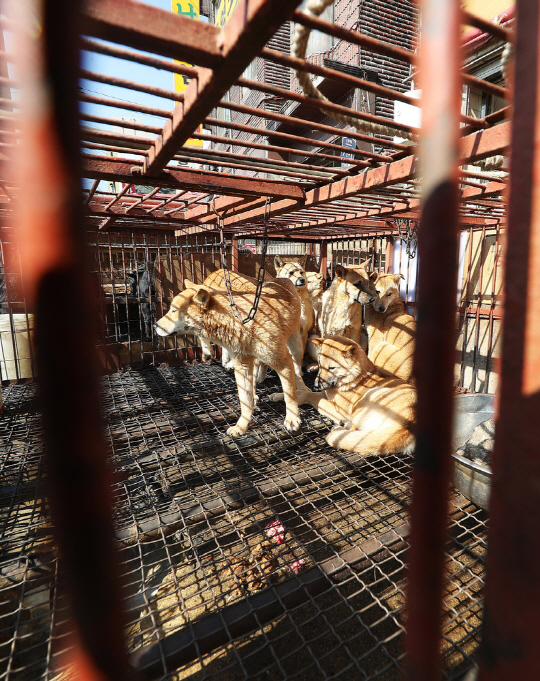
[206,0,419,177]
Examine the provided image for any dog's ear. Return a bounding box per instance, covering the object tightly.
[299,254,308,267]
[334,264,346,279]
[361,257,372,271]
[193,285,213,308]
[369,271,378,282]
[274,255,284,269]
[343,341,360,360]
[392,273,405,284]
[184,279,196,290]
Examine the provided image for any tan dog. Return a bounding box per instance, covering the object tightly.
[155,274,307,437]
[365,273,416,383]
[295,336,416,456]
[307,262,374,365]
[305,271,325,334]
[198,269,273,365]
[274,255,315,350]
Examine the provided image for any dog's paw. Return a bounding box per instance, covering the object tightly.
[227,424,248,437]
[339,419,352,429]
[201,354,213,364]
[306,362,318,373]
[284,415,302,432]
[269,391,284,402]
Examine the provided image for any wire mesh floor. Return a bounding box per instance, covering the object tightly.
[0,363,487,680]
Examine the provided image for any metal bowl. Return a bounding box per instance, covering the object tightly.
[452,394,495,511]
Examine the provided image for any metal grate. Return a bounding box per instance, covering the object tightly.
[1,365,487,680]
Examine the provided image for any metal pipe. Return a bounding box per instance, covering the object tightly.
[478,1,540,678]
[79,92,172,119]
[405,0,462,679]
[81,36,198,79]
[204,114,383,161]
[291,9,416,64]
[192,129,369,167]
[80,68,183,102]
[261,48,489,129]
[12,0,132,679]
[219,99,409,152]
[462,9,513,42]
[237,76,422,135]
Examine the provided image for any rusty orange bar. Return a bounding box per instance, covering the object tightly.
[11,1,133,679]
[405,0,462,679]
[478,1,540,678]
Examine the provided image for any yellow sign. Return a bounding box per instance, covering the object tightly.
[172,0,203,147]
[215,0,240,27]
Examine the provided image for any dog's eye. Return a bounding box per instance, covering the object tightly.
[289,270,294,275]
[375,290,380,295]
[387,292,392,296]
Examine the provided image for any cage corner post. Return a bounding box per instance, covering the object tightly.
[404,0,462,678]
[478,1,540,678]
[12,0,133,679]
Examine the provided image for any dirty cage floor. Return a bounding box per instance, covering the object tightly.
[0,363,487,680]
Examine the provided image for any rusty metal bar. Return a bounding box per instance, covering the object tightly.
[205,115,383,161]
[84,179,100,207]
[292,9,416,64]
[79,92,172,119]
[80,68,184,102]
[173,147,342,180]
[144,0,304,175]
[192,129,369,168]
[221,99,410,151]
[81,36,198,80]
[82,156,306,199]
[105,183,132,210]
[462,9,513,42]
[146,190,187,214]
[262,46,420,105]
[251,57,485,130]
[81,0,222,68]
[462,72,507,99]
[80,112,161,134]
[12,0,131,678]
[478,1,540,678]
[82,141,149,157]
[237,76,423,134]
[81,127,153,151]
[181,122,509,228]
[405,0,462,679]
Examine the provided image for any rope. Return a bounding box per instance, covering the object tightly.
[215,198,271,325]
[292,0,416,140]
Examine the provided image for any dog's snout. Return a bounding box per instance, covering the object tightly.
[378,305,385,312]
[297,277,306,286]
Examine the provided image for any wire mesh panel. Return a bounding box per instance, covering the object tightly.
[1,363,486,680]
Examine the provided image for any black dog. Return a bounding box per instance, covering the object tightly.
[126,256,156,340]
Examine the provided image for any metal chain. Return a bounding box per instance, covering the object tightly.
[216,197,271,325]
[396,219,418,259]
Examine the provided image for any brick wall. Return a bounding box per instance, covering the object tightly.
[358,0,419,121]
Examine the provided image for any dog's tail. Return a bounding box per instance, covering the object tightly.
[326,425,415,457]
